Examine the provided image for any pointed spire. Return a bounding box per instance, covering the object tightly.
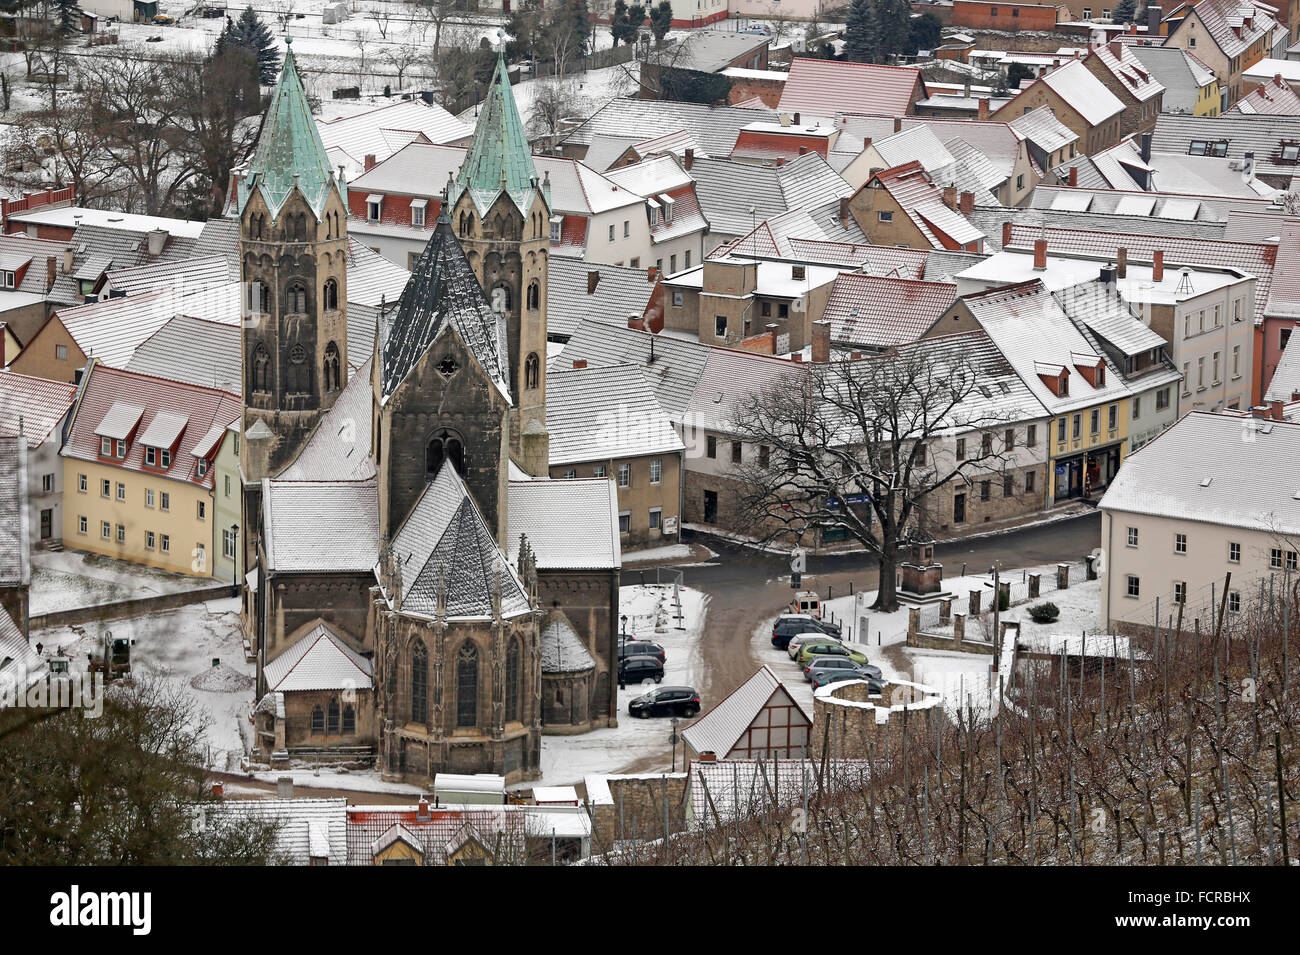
[454,43,546,217]
[242,35,340,219]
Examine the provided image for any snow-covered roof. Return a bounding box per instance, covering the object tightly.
[1099,411,1300,536]
[1265,330,1300,402]
[278,357,376,482]
[547,364,684,465]
[687,758,870,828]
[1037,60,1125,126]
[0,370,77,449]
[262,479,380,574]
[540,615,596,674]
[681,665,809,759]
[265,620,374,693]
[1008,106,1079,155]
[507,477,621,571]
[0,437,28,590]
[205,798,348,865]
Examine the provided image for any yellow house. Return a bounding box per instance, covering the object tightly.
[61,360,242,576]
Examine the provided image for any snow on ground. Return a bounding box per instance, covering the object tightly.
[533,583,708,787]
[30,548,217,616]
[32,596,253,770]
[751,563,1101,721]
[621,543,695,564]
[248,767,426,796]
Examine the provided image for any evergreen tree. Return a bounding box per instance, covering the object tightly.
[844,0,878,63]
[611,0,632,46]
[52,0,78,36]
[875,0,911,62]
[906,11,943,56]
[1113,0,1137,22]
[229,6,280,85]
[650,0,673,43]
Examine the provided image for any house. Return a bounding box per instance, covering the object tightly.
[1098,409,1300,629]
[546,258,660,342]
[1162,0,1281,108]
[603,154,709,278]
[640,29,771,101]
[1129,45,1223,115]
[1149,112,1300,189]
[851,126,1003,209]
[59,360,241,577]
[0,370,78,548]
[315,97,472,180]
[847,161,987,253]
[777,58,927,123]
[680,665,812,762]
[991,59,1126,154]
[952,0,1066,31]
[560,99,780,166]
[1054,133,1279,197]
[202,797,348,865]
[1081,41,1167,137]
[1229,72,1300,111]
[545,363,685,547]
[820,273,960,351]
[1008,106,1082,175]
[0,435,31,635]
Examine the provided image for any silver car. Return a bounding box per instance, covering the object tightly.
[804,656,883,683]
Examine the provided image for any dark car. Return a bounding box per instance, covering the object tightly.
[629,686,700,718]
[618,640,666,663]
[619,654,664,685]
[812,669,884,693]
[771,614,841,649]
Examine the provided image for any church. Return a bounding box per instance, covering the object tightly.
[238,39,622,784]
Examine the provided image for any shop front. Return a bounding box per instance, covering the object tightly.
[1053,442,1122,501]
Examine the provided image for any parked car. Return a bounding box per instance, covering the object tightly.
[797,642,871,668]
[788,634,840,660]
[152,14,174,24]
[629,686,700,718]
[812,669,884,693]
[618,639,666,663]
[771,615,840,649]
[804,656,882,683]
[619,655,664,685]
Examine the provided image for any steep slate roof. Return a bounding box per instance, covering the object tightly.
[455,50,544,217]
[546,364,684,465]
[278,357,377,481]
[1099,411,1300,536]
[546,258,657,340]
[124,315,241,392]
[507,477,620,571]
[540,615,595,673]
[0,370,77,448]
[389,464,530,620]
[1087,43,1166,103]
[680,665,809,758]
[265,621,374,692]
[48,223,199,306]
[0,436,28,589]
[1053,281,1170,356]
[868,161,985,249]
[561,320,711,420]
[262,479,380,573]
[379,216,508,400]
[105,254,235,297]
[822,274,957,348]
[778,58,924,120]
[241,39,343,219]
[1174,0,1278,60]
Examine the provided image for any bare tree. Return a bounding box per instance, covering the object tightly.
[369,8,392,39]
[355,34,372,91]
[417,0,457,54]
[385,38,424,91]
[728,340,1017,611]
[528,76,591,143]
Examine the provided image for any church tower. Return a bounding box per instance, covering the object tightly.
[450,46,551,476]
[239,37,350,503]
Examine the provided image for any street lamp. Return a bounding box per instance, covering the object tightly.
[670,716,681,772]
[231,523,240,583]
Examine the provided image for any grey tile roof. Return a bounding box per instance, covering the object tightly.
[379,217,508,400]
[49,224,198,306]
[1053,281,1168,356]
[1127,46,1218,114]
[689,152,853,240]
[124,315,241,392]
[563,99,778,160]
[507,477,621,571]
[206,798,348,865]
[1030,186,1269,223]
[546,258,657,340]
[547,363,684,465]
[540,614,595,673]
[0,436,28,588]
[966,204,1226,252]
[560,320,711,419]
[1008,106,1079,155]
[1265,330,1300,402]
[262,479,380,574]
[279,357,377,482]
[391,464,531,620]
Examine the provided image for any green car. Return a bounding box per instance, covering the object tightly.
[797,641,870,667]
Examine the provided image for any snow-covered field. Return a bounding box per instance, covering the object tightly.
[30,548,218,616]
[32,595,253,770]
[534,582,709,787]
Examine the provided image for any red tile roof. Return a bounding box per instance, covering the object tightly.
[778,58,925,120]
[869,161,985,250]
[62,362,240,489]
[0,370,77,448]
[822,273,958,347]
[1230,76,1300,115]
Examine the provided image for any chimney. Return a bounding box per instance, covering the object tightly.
[893,117,903,133]
[699,751,717,762]
[587,270,600,294]
[839,196,850,222]
[62,248,74,273]
[1109,40,1123,59]
[684,147,694,169]
[46,255,56,291]
[1068,165,1078,187]
[1116,247,1128,279]
[798,144,808,156]
[775,157,786,166]
[1053,58,1061,69]
[1033,238,1047,271]
[276,776,294,799]
[1276,73,1284,86]
[1147,5,1162,35]
[959,191,974,214]
[1099,266,1116,285]
[767,323,779,353]
[943,185,958,210]
[1270,400,1284,420]
[146,228,167,258]
[1002,221,1013,247]
[364,154,377,171]
[211,782,224,797]
[572,359,588,369]
[811,319,831,364]
[792,353,803,363]
[1127,22,1136,34]
[794,112,801,125]
[417,797,431,820]
[1153,250,1164,282]
[1140,133,1152,163]
[1244,151,1256,181]
[977,97,990,121]
[647,265,658,283]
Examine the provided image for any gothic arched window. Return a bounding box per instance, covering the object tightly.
[505,637,521,723]
[286,343,310,395]
[526,280,540,310]
[456,643,478,728]
[324,341,340,392]
[251,343,271,393]
[426,430,465,478]
[411,641,428,725]
[257,283,271,314]
[323,278,339,311]
[287,283,307,314]
[310,705,324,734]
[524,352,539,391]
[342,704,355,734]
[490,284,511,315]
[327,697,340,734]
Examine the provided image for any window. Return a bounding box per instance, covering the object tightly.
[101,521,111,539]
[115,524,125,544]
[1127,527,1138,547]
[623,220,630,238]
[425,430,465,478]
[161,492,170,512]
[618,511,631,534]
[1290,551,1299,572]
[78,515,87,535]
[649,458,662,484]
[311,706,324,735]
[1090,409,1100,435]
[562,468,576,479]
[1228,541,1240,564]
[980,480,991,501]
[1073,414,1082,440]
[1228,591,1241,614]
[1174,581,1186,605]
[367,199,381,221]
[196,459,208,478]
[1025,471,1035,493]
[197,501,206,521]
[1057,418,1066,443]
[877,211,894,223]
[411,641,428,724]
[411,204,425,227]
[1108,405,1117,431]
[223,529,236,560]
[56,344,68,361]
[323,279,339,311]
[1232,345,1240,377]
[524,352,540,390]
[1127,575,1140,598]
[101,479,110,498]
[670,255,677,272]
[146,489,155,508]
[160,449,171,470]
[714,315,727,338]
[342,705,355,735]
[1175,533,1187,554]
[1003,475,1014,496]
[1026,424,1037,447]
[758,445,770,469]
[326,698,340,734]
[116,482,126,502]
[706,436,717,459]
[1273,548,1285,569]
[672,291,684,307]
[608,224,615,242]
[146,531,155,550]
[1132,396,1141,420]
[161,535,170,553]
[955,438,966,460]
[731,442,742,464]
[617,462,631,487]
[1212,352,1220,383]
[1197,356,1205,389]
[78,473,87,493]
[225,475,232,498]
[455,643,480,728]
[981,432,992,456]
[1283,144,1300,162]
[1156,387,1170,410]
[649,508,661,530]
[630,257,639,268]
[1017,174,1024,190]
[1004,428,1014,450]
[685,250,691,268]
[593,464,607,478]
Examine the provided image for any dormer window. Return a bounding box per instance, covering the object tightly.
[549,216,562,242]
[1,270,14,289]
[1072,352,1105,387]
[1281,142,1300,163]
[196,458,208,478]
[366,195,382,222]
[1034,362,1069,397]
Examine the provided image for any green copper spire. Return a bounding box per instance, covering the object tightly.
[241,37,340,219]
[455,44,546,217]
